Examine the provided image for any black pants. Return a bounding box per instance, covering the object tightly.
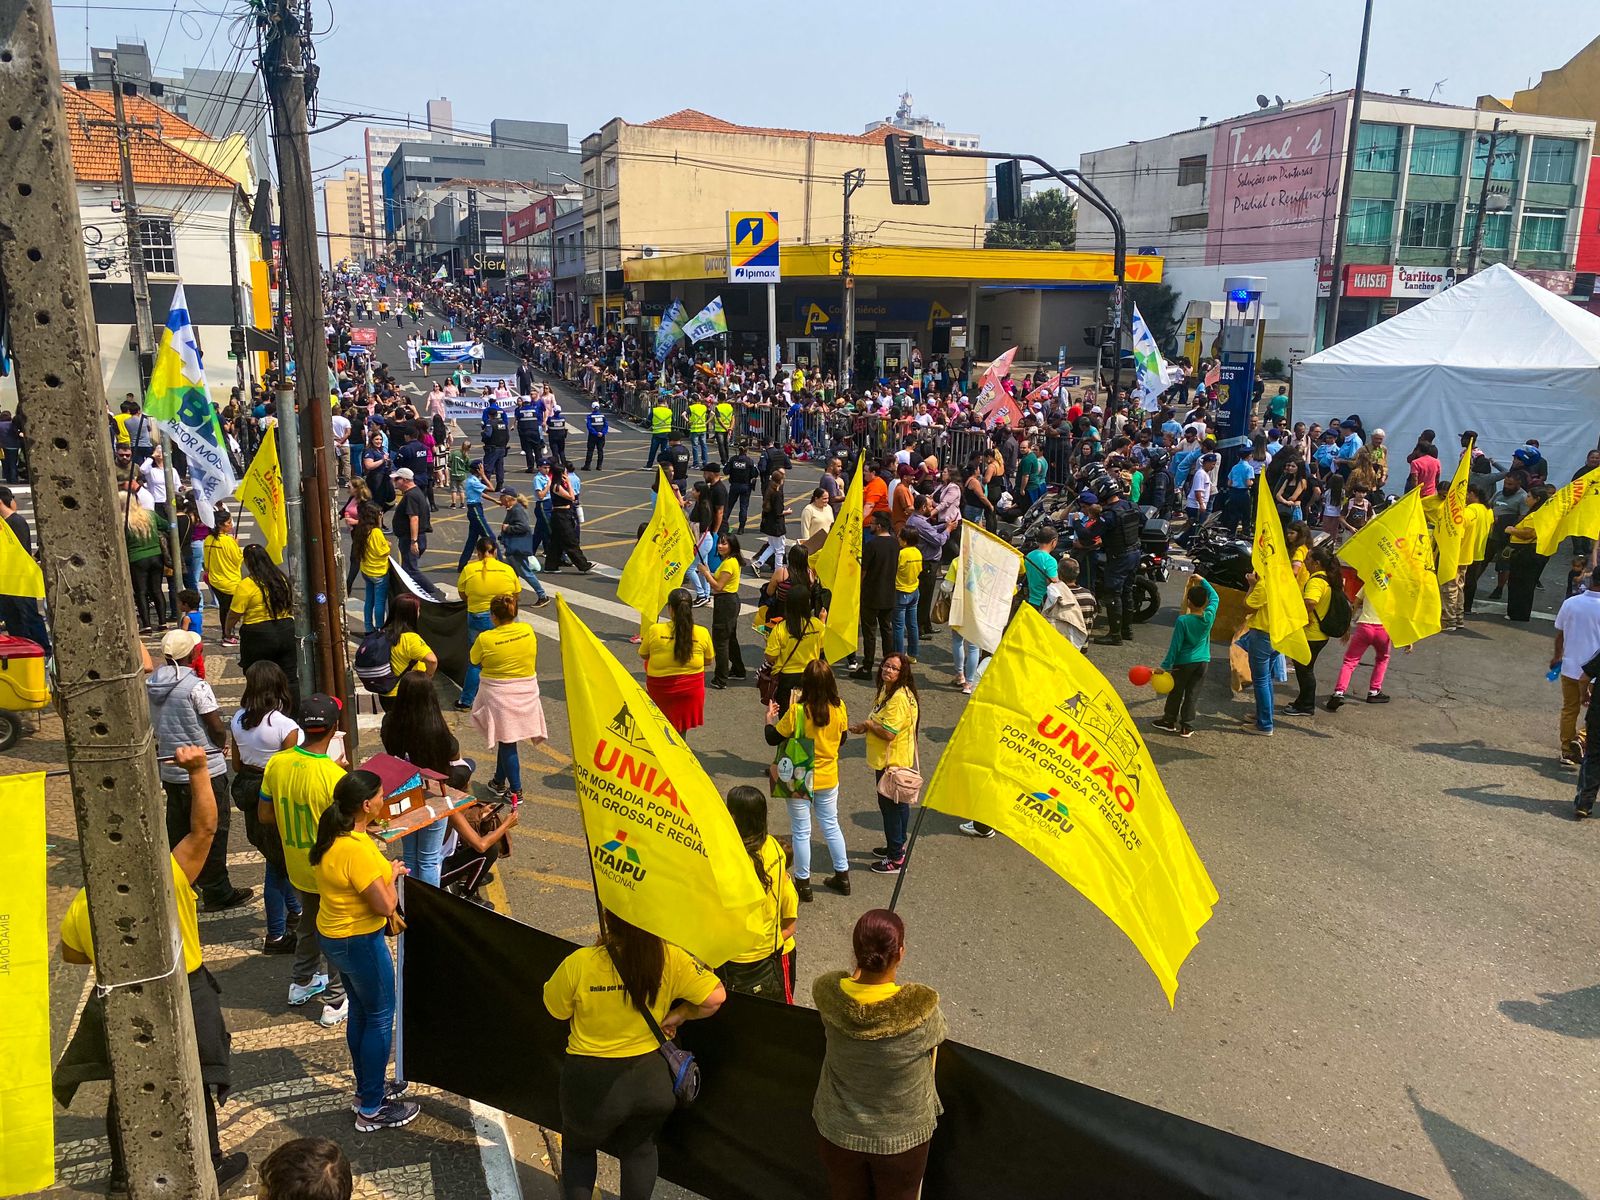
[1291,638,1328,710]
[401,534,441,597]
[917,563,939,635]
[130,556,165,629]
[711,595,745,683]
[546,509,591,571]
[1577,712,1600,815]
[519,432,543,473]
[163,773,235,904]
[0,593,50,653]
[1101,549,1140,638]
[1162,662,1206,728]
[583,433,606,470]
[1463,557,1490,614]
[859,604,894,671]
[729,486,751,531]
[714,431,731,462]
[559,1051,674,1200]
[240,618,299,697]
[549,431,568,464]
[1505,547,1547,621]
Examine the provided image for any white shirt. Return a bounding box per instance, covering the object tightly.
[331,414,351,447]
[139,460,168,503]
[229,708,300,768]
[1185,467,1214,510]
[1555,589,1600,679]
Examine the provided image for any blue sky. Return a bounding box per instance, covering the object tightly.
[57,1,1599,185]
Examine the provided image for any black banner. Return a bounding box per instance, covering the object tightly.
[401,884,1420,1200]
[387,562,467,684]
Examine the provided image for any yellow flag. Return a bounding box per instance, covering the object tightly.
[236,433,287,564]
[1435,443,1474,581]
[1250,474,1310,665]
[616,469,694,623]
[557,599,765,965]
[0,772,54,1193]
[0,511,43,599]
[813,458,863,663]
[1340,488,1441,647]
[923,606,1218,1005]
[1523,466,1600,557]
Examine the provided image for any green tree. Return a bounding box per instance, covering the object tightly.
[984,188,1076,250]
[1125,282,1182,356]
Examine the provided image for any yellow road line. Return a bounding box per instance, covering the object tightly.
[507,865,593,893]
[525,827,587,849]
[534,742,572,765]
[581,498,654,528]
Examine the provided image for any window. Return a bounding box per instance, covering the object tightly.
[1177,155,1207,186]
[1470,132,1520,181]
[1354,123,1400,172]
[138,217,177,274]
[1401,201,1456,248]
[1520,205,1569,253]
[1529,137,1578,185]
[603,157,618,189]
[1461,206,1511,251]
[1408,128,1462,176]
[1345,197,1394,246]
[1170,212,1208,231]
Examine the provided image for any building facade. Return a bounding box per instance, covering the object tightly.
[362,121,490,250]
[322,168,368,267]
[1078,91,1595,362]
[551,206,585,327]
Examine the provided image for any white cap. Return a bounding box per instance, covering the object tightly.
[393,467,415,481]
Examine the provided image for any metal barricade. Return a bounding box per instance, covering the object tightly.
[942,428,992,473]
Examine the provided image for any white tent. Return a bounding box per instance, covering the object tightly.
[1294,263,1600,485]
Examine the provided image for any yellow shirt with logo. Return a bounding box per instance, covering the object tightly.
[764,619,824,675]
[542,942,719,1058]
[1302,571,1333,643]
[203,533,243,595]
[313,831,391,939]
[775,698,847,791]
[895,545,922,594]
[263,746,348,893]
[470,621,539,679]
[457,558,523,614]
[61,856,202,973]
[866,687,917,771]
[360,528,391,579]
[386,630,433,697]
[640,622,713,677]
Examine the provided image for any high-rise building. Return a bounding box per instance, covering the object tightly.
[362,115,489,249]
[863,92,980,151]
[323,168,368,266]
[427,97,454,134]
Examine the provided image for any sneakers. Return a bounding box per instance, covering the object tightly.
[870,857,904,874]
[1577,807,1592,821]
[870,846,892,859]
[1284,705,1317,717]
[1326,693,1346,711]
[288,974,328,1006]
[959,821,996,839]
[533,595,552,608]
[350,1080,411,1113]
[355,1099,422,1133]
[1151,717,1178,733]
[202,886,255,912]
[262,934,296,955]
[214,1152,250,1191]
[1365,691,1391,704]
[628,634,643,644]
[961,683,974,695]
[693,596,711,608]
[319,997,350,1028]
[1178,726,1195,739]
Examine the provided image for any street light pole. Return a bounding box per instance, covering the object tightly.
[1466,117,1505,277]
[1321,0,1374,350]
[840,168,865,391]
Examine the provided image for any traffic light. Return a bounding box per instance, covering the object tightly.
[885,134,931,206]
[996,159,1024,223]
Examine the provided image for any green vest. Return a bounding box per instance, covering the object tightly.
[687,402,709,433]
[651,404,673,434]
[712,402,735,433]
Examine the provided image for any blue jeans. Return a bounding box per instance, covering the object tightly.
[506,552,548,600]
[893,592,919,656]
[319,930,395,1114]
[458,611,495,705]
[690,432,708,466]
[787,784,848,880]
[646,433,668,466]
[494,740,521,794]
[363,574,389,631]
[263,860,301,940]
[878,791,911,860]
[1240,628,1276,732]
[690,536,713,601]
[952,630,980,682]
[184,541,203,593]
[403,818,447,887]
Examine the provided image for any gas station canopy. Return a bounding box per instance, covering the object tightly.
[625,244,1164,287]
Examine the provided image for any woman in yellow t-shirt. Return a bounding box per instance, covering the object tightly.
[469,592,547,805]
[764,659,849,902]
[1288,544,1339,716]
[542,910,725,1200]
[203,508,244,645]
[720,785,799,1000]
[850,652,921,872]
[639,587,713,734]
[762,585,825,712]
[234,544,299,694]
[352,503,391,631]
[308,770,419,1130]
[699,532,746,689]
[457,538,523,710]
[379,594,437,708]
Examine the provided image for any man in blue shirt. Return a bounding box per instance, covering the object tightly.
[1220,438,1267,536]
[1335,420,1364,472]
[1313,429,1339,472]
[583,402,609,471]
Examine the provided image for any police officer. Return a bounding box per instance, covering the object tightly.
[546,401,569,464]
[515,391,544,473]
[657,430,691,490]
[686,394,710,468]
[711,394,736,463]
[583,402,609,471]
[646,397,673,469]
[725,440,758,533]
[1090,482,1144,646]
[482,405,511,491]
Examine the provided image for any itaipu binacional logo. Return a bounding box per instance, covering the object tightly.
[1015,786,1075,835]
[594,829,648,888]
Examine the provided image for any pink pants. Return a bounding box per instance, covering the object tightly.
[1336,623,1391,693]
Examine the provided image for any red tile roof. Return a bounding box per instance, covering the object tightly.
[63,86,234,191]
[639,108,898,146]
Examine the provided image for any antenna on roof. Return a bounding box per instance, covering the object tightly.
[1319,70,1333,96]
[1428,78,1447,102]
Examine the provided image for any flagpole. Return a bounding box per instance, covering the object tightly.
[887,805,929,913]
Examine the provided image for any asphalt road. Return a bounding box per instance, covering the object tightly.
[370,315,1598,1199]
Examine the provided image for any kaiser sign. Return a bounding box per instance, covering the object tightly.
[1341,263,1457,299]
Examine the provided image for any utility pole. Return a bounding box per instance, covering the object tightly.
[1465,117,1505,277]
[840,168,865,391]
[260,0,353,734]
[0,6,220,1198]
[1321,0,1374,350]
[102,73,184,592]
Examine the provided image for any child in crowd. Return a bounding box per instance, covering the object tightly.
[1154,577,1218,738]
[178,589,206,680]
[447,438,470,508]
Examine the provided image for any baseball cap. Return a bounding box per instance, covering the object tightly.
[393,467,415,481]
[499,486,521,499]
[160,628,202,661]
[299,694,343,733]
[1077,489,1099,505]
[591,401,600,410]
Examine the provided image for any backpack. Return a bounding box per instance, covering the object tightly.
[1319,581,1353,639]
[354,629,411,695]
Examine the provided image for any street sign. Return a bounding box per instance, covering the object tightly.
[727,211,780,283]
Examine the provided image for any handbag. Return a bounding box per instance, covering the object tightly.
[768,707,815,799]
[605,946,701,1108]
[875,701,923,805]
[931,576,954,625]
[756,627,805,705]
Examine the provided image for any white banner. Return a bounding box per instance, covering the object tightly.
[948,521,1024,654]
[160,417,236,526]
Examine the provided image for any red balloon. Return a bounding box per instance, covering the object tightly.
[1128,665,1154,686]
